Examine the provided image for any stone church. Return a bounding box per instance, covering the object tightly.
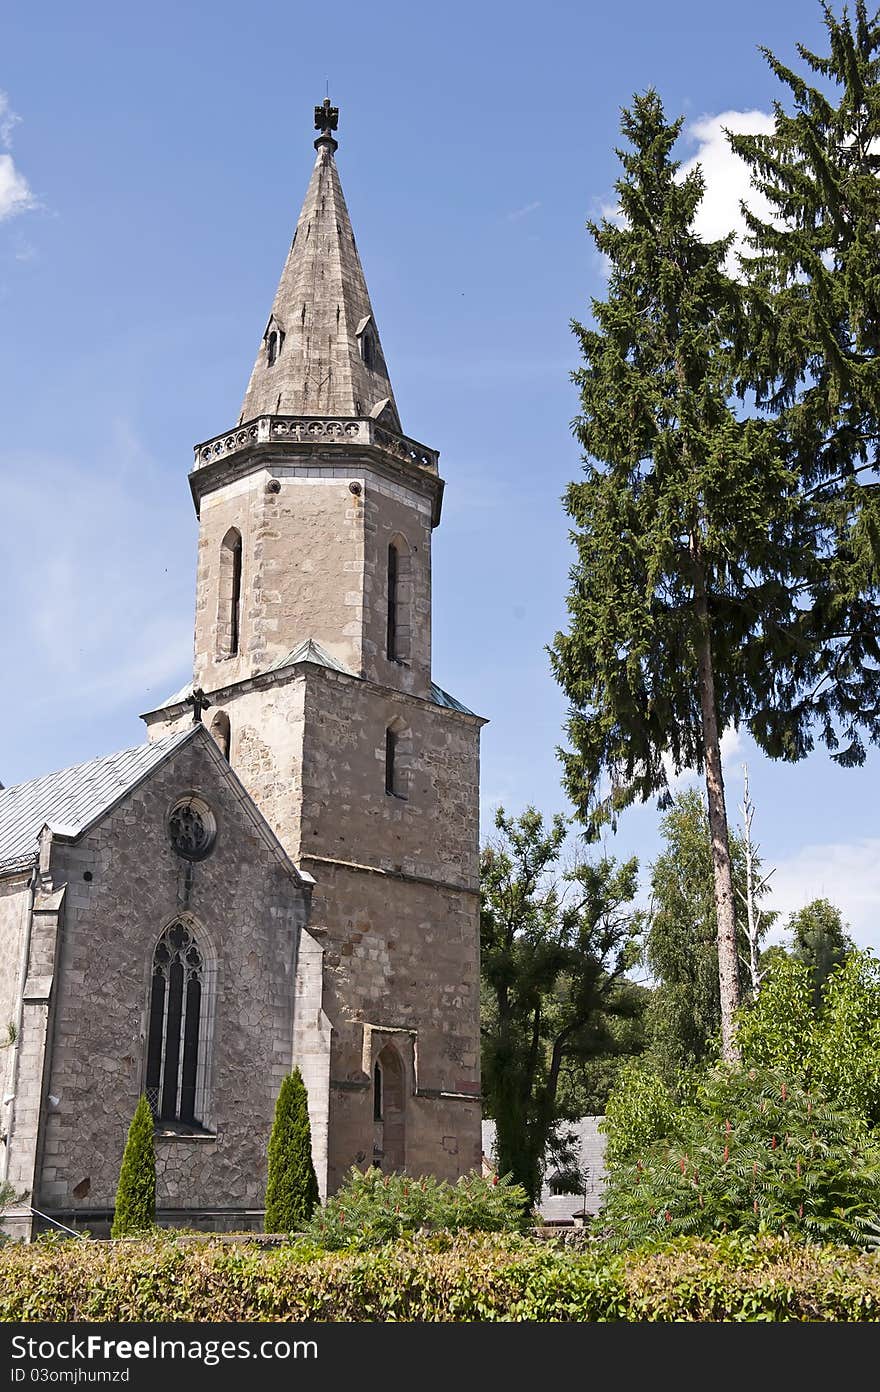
[0,102,484,1239]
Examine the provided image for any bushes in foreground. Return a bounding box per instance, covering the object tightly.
[302,1166,532,1249]
[2,1231,880,1321]
[600,1064,880,1248]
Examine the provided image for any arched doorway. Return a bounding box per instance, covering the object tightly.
[373,1042,406,1172]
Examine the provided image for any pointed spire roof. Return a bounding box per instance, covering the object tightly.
[239,102,401,431]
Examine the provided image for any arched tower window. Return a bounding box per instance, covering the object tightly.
[385,728,397,796]
[387,543,399,661]
[372,1042,406,1171]
[145,921,208,1126]
[360,328,374,370]
[217,528,243,659]
[209,710,231,760]
[386,536,412,664]
[384,716,410,800]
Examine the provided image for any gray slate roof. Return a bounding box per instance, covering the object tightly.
[238,135,402,431]
[429,682,475,716]
[0,728,195,876]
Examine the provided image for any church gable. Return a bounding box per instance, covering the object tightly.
[2,725,313,1236]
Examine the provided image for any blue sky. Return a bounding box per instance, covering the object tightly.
[2,0,878,948]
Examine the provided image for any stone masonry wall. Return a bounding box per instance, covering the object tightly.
[31,738,309,1221]
[304,860,481,1192]
[0,875,29,1051]
[193,467,365,689]
[190,460,435,701]
[297,665,482,1190]
[143,664,483,1193]
[358,471,432,699]
[300,665,482,885]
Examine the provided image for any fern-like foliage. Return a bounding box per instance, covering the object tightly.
[601,1065,880,1248]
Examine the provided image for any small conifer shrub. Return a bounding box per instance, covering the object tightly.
[265,1069,319,1232]
[111,1095,156,1238]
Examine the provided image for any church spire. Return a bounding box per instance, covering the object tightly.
[239,102,402,431]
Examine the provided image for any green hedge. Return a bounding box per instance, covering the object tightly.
[2,1232,880,1321]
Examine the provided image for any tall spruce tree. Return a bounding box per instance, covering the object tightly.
[551,92,797,1060]
[730,1,880,765]
[265,1069,319,1233]
[787,898,855,1009]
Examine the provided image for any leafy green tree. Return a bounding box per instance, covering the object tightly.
[556,978,651,1117]
[480,806,642,1200]
[265,1069,319,1233]
[551,91,797,1060]
[731,1,880,768]
[111,1095,155,1238]
[788,898,855,1008]
[644,790,755,1080]
[601,1060,674,1166]
[737,949,880,1125]
[642,789,774,1078]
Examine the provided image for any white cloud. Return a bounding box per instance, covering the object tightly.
[507,200,541,223]
[680,109,776,271]
[0,153,33,222]
[767,839,880,954]
[595,109,776,278]
[0,91,19,148]
[0,92,34,223]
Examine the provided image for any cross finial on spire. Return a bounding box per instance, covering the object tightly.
[314,97,339,150]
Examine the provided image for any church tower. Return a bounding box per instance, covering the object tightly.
[143,102,484,1193]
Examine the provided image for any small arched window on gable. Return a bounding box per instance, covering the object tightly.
[217,528,243,659]
[265,322,284,367]
[145,920,212,1127]
[209,710,231,760]
[357,315,376,372]
[386,536,412,664]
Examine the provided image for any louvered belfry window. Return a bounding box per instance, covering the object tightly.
[146,921,204,1125]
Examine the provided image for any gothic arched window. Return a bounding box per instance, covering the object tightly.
[266,331,278,366]
[385,728,397,797]
[386,543,399,661]
[372,1042,406,1171]
[386,536,411,664]
[217,528,243,659]
[384,717,410,800]
[145,921,206,1126]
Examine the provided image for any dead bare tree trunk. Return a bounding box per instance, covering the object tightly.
[737,765,772,999]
